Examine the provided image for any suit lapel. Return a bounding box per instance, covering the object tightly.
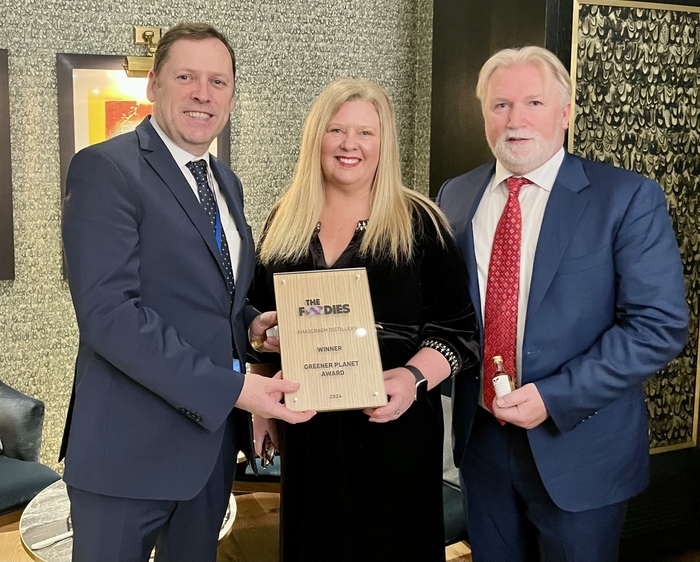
[526,154,590,316]
[210,157,254,311]
[137,119,230,288]
[210,158,247,238]
[464,164,495,330]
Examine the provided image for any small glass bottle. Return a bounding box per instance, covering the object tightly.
[492,356,514,399]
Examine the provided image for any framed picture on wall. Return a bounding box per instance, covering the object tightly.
[0,48,15,280]
[570,0,700,453]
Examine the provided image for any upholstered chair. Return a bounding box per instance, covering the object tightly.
[0,380,60,516]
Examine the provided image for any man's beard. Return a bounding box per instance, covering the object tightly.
[489,129,562,175]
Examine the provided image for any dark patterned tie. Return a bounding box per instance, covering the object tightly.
[186,159,235,297]
[482,176,532,419]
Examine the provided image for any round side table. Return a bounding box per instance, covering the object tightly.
[20,479,236,561]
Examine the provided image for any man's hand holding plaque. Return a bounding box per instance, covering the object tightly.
[249,311,280,353]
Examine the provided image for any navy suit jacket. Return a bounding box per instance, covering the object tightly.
[61,117,257,501]
[437,152,688,512]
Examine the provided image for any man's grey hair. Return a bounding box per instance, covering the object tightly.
[476,46,571,108]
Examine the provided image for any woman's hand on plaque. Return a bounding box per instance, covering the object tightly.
[364,367,414,423]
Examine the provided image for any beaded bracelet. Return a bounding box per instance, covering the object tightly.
[420,338,461,376]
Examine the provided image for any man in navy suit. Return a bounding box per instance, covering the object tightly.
[61,23,313,562]
[437,46,688,562]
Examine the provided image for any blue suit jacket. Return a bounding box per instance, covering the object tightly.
[60,117,257,501]
[437,152,688,511]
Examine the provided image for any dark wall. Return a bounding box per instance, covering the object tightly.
[620,448,700,559]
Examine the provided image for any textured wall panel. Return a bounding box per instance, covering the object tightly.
[0,0,433,470]
[572,1,699,451]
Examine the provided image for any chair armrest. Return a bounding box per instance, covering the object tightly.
[0,381,45,462]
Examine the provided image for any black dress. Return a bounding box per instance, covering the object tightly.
[249,208,479,562]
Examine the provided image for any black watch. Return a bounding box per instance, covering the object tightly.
[405,365,428,402]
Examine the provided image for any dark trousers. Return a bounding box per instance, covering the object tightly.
[68,421,236,562]
[460,407,626,562]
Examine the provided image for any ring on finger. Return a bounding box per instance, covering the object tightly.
[251,336,265,352]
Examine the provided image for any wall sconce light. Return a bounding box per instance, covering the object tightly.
[124,26,161,77]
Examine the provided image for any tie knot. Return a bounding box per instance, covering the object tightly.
[505,176,532,196]
[186,159,208,176]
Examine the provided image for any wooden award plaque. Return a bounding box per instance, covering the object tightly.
[273,268,387,412]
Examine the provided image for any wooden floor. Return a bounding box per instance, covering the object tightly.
[0,494,471,562]
[0,512,33,562]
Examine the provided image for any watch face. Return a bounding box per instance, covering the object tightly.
[415,378,429,402]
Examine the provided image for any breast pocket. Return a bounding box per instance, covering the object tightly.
[556,245,611,275]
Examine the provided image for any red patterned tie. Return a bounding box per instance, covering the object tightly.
[483,176,531,418]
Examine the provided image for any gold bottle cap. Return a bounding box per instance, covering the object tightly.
[492,355,503,363]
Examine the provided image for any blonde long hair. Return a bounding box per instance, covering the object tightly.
[259,78,449,265]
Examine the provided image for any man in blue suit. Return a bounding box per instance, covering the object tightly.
[61,23,313,562]
[437,46,688,562]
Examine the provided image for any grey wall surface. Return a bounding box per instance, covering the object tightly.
[0,0,433,470]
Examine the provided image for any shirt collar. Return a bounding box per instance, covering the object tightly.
[150,115,211,170]
[492,147,565,192]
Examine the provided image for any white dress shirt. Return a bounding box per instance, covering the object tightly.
[151,117,241,281]
[473,147,566,407]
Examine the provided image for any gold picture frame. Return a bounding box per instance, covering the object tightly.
[570,0,700,452]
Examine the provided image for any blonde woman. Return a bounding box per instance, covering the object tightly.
[249,79,479,562]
